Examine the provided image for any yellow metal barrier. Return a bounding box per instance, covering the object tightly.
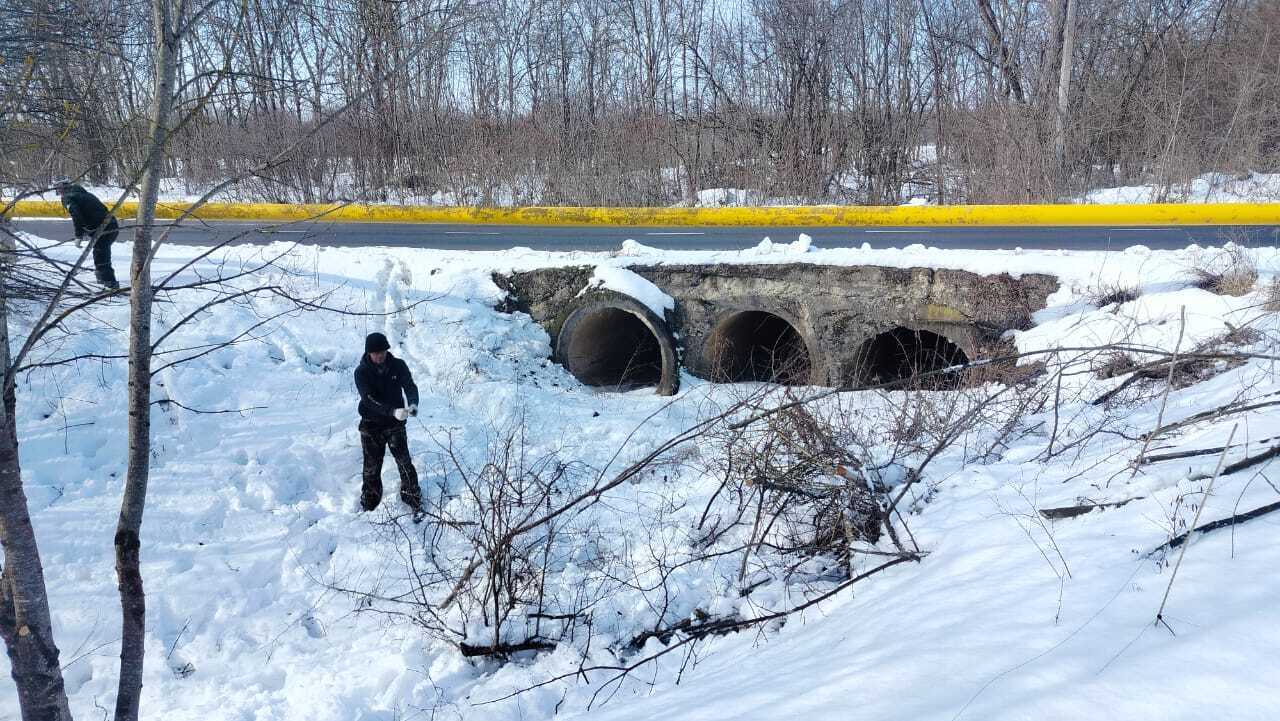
[5,199,1279,226]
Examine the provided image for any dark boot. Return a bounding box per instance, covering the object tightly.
[95,265,120,290]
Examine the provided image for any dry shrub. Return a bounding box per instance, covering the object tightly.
[1094,326,1257,406]
[1190,244,1258,296]
[736,403,885,548]
[1186,324,1263,383]
[1203,324,1264,350]
[965,358,1043,387]
[1265,279,1280,312]
[1094,352,1137,379]
[1166,356,1242,389]
[1087,282,1140,308]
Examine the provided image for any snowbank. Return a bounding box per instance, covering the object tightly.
[578,266,674,317]
[4,234,1280,721]
[1080,171,1280,204]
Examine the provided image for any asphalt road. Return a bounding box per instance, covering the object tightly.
[11,218,1279,251]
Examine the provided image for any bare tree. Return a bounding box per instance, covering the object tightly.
[1052,0,1076,185]
[10,0,1270,207]
[0,230,76,721]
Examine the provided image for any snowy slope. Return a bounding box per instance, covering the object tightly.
[3,235,1279,721]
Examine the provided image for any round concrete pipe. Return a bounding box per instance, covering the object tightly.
[852,327,970,388]
[705,310,813,385]
[555,298,679,395]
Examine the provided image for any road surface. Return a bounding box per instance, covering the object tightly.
[9,218,1278,251]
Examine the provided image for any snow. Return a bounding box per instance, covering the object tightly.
[1080,171,1280,204]
[743,234,815,256]
[579,266,674,317]
[694,188,767,207]
[10,177,213,204]
[3,231,1280,721]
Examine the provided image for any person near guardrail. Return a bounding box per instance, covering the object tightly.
[53,178,120,289]
[354,332,424,518]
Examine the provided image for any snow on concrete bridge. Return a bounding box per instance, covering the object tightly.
[494,264,1059,395]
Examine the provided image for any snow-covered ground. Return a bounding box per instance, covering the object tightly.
[1080,172,1280,205]
[3,232,1280,720]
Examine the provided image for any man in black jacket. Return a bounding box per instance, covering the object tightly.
[54,179,120,289]
[354,332,423,514]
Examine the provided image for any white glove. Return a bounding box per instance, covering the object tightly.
[407,404,418,417]
[393,408,408,421]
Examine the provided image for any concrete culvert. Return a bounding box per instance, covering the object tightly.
[707,310,811,384]
[555,300,679,395]
[854,327,969,388]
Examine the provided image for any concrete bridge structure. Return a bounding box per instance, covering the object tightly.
[495,264,1060,395]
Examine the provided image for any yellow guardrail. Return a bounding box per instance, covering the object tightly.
[4,199,1279,226]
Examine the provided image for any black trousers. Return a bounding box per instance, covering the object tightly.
[358,420,422,511]
[91,221,118,286]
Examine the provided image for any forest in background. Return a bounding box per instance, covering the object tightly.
[3,0,1278,206]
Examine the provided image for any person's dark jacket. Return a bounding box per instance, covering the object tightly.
[60,185,117,238]
[354,352,419,425]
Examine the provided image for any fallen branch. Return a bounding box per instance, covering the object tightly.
[1039,497,1143,520]
[626,611,716,651]
[1220,445,1280,477]
[1150,499,1280,555]
[1138,436,1280,465]
[1150,397,1280,439]
[153,399,267,415]
[459,638,556,658]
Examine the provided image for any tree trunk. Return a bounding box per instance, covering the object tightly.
[976,0,1026,102]
[1053,0,1076,188]
[114,0,177,718]
[0,236,74,721]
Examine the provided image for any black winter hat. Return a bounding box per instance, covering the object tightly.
[365,332,391,352]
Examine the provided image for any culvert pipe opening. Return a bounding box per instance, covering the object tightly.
[561,307,665,390]
[854,327,969,388]
[707,311,811,384]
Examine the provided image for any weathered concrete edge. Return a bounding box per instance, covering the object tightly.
[6,200,1280,226]
[554,292,681,396]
